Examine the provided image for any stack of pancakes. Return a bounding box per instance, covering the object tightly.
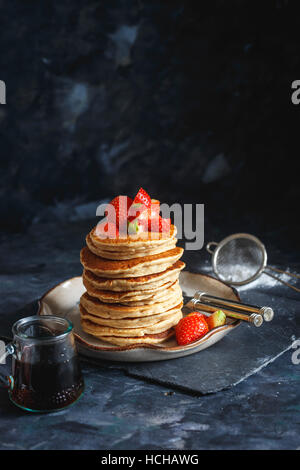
[79,224,185,346]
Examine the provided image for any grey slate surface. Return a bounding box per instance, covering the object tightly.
[0,350,299,450]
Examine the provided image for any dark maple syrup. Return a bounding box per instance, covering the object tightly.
[10,352,84,411]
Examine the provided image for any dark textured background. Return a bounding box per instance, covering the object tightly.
[0,0,299,250]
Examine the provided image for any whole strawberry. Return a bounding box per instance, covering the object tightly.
[105,195,132,232]
[175,314,209,346]
[187,312,208,322]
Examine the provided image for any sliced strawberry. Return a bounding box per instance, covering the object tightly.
[148,216,171,233]
[150,199,160,218]
[129,198,160,223]
[159,216,171,233]
[132,188,151,208]
[127,202,146,222]
[105,195,132,231]
[206,310,226,330]
[95,221,119,239]
[127,191,162,235]
[127,187,151,223]
[127,219,147,235]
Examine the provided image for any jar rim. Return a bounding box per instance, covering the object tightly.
[12,315,73,343]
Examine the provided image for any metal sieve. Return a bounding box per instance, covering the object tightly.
[206,233,300,292]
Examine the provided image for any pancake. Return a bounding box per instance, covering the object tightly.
[90,224,177,248]
[80,310,182,337]
[80,304,182,328]
[80,289,183,318]
[81,324,175,346]
[83,276,178,304]
[107,282,181,307]
[80,246,184,278]
[83,260,185,291]
[86,233,177,260]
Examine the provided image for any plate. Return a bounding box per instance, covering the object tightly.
[38,272,241,362]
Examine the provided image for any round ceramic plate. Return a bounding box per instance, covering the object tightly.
[38,272,240,362]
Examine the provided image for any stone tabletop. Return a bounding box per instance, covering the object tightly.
[0,218,299,450]
[0,351,299,450]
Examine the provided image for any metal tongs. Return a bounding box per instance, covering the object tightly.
[188,291,274,327]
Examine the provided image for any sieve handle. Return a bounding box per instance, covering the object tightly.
[206,241,218,254]
[267,266,300,279]
[264,271,300,293]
